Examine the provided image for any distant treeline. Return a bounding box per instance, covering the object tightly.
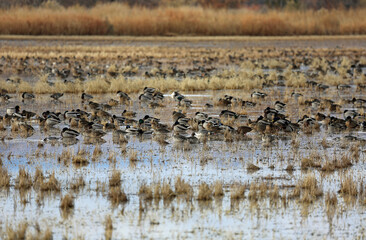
[0,0,363,9]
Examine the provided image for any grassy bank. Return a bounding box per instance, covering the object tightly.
[0,4,365,36]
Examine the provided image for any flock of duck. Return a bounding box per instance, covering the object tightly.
[1,85,366,147]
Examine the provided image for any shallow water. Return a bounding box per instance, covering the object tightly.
[1,86,366,239]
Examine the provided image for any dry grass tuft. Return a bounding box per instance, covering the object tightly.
[72,148,89,166]
[175,177,193,199]
[301,157,321,170]
[340,175,358,196]
[6,222,28,240]
[70,176,86,191]
[129,150,138,162]
[213,181,224,197]
[161,182,176,200]
[0,165,11,189]
[40,172,60,192]
[14,167,33,190]
[60,194,74,210]
[139,183,153,201]
[197,182,213,201]
[105,215,113,240]
[109,170,121,187]
[108,186,128,205]
[325,192,338,208]
[230,183,247,200]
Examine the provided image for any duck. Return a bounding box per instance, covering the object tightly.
[219,110,237,119]
[122,110,136,118]
[81,93,93,101]
[117,91,131,103]
[61,127,80,138]
[45,115,61,127]
[274,101,286,112]
[108,99,119,106]
[21,110,36,119]
[172,121,189,133]
[251,91,267,99]
[50,93,64,101]
[22,92,35,100]
[64,110,81,119]
[237,126,252,135]
[6,106,21,115]
[352,98,366,107]
[344,110,358,119]
[172,111,186,122]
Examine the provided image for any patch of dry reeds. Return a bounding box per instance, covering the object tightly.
[0,5,365,36]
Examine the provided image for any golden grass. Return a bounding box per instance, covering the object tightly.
[0,165,10,189]
[105,216,113,240]
[197,182,213,201]
[138,183,153,201]
[1,5,366,36]
[230,183,247,200]
[14,167,33,190]
[109,170,121,187]
[39,172,60,192]
[213,181,224,197]
[340,175,358,196]
[60,194,74,210]
[6,222,28,240]
[108,187,128,205]
[175,177,193,199]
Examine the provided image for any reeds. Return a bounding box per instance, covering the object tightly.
[0,165,10,189]
[60,194,74,210]
[0,5,365,36]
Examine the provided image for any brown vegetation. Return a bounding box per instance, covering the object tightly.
[0,4,365,36]
[60,193,74,210]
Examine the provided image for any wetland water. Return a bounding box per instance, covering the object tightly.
[0,37,366,239]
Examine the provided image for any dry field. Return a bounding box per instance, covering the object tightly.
[0,4,366,36]
[0,36,366,239]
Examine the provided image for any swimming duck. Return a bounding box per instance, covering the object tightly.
[219,110,237,119]
[50,93,64,101]
[251,91,267,99]
[61,127,80,138]
[81,93,93,101]
[22,92,35,100]
[6,106,20,115]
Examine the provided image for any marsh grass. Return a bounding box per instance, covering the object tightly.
[197,182,213,201]
[109,170,121,187]
[70,176,86,192]
[108,187,128,205]
[14,167,33,190]
[6,222,28,240]
[340,175,358,196]
[175,177,193,199]
[138,183,153,201]
[105,216,113,240]
[72,148,89,166]
[230,183,247,200]
[0,165,11,189]
[40,172,60,192]
[213,181,224,197]
[60,194,74,211]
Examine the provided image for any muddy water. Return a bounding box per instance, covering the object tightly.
[1,87,366,239]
